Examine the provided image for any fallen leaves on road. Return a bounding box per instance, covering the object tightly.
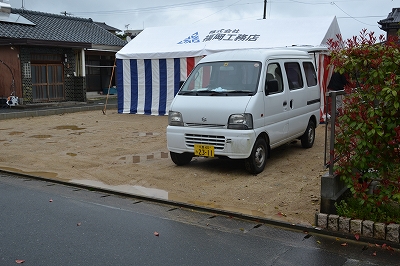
[154,231,159,237]
[49,199,53,202]
[15,260,25,264]
[354,233,360,240]
[341,243,348,247]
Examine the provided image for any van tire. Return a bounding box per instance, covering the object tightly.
[245,138,268,175]
[170,152,193,166]
[301,120,316,148]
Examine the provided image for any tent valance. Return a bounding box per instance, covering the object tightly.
[116,16,340,60]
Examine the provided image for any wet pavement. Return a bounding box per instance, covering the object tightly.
[1,172,399,266]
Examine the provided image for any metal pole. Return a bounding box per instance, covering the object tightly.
[263,0,267,19]
[329,91,337,176]
[328,90,346,175]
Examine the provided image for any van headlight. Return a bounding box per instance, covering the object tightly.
[168,111,184,126]
[228,113,253,130]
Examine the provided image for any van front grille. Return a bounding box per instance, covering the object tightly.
[185,134,225,150]
[185,123,225,129]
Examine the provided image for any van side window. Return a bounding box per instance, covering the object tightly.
[303,62,317,87]
[284,62,303,90]
[266,63,283,93]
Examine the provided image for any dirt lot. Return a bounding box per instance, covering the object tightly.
[0,109,328,226]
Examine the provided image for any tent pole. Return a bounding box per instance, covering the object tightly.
[102,58,116,115]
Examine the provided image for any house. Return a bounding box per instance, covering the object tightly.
[0,0,126,104]
[378,7,400,39]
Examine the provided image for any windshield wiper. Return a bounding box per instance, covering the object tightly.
[178,91,197,95]
[227,90,254,95]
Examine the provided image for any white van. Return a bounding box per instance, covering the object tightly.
[167,49,320,174]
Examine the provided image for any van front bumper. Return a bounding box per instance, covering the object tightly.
[166,126,257,159]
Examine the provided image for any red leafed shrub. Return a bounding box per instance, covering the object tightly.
[328,30,400,223]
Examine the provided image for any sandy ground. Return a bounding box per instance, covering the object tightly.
[0,109,328,226]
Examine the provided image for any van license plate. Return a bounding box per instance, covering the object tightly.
[194,144,214,157]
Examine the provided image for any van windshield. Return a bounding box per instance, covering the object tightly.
[178,61,261,96]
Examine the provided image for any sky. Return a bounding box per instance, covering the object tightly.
[7,0,398,41]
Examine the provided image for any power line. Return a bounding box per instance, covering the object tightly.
[71,0,223,15]
[192,0,242,24]
[330,2,377,26]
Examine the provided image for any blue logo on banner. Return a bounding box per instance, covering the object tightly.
[177,32,200,44]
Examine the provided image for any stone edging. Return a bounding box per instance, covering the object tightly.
[316,213,400,243]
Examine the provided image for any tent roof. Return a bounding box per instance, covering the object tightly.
[116,16,340,60]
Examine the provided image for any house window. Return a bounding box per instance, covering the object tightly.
[31,64,64,102]
[31,54,62,63]
[23,62,31,78]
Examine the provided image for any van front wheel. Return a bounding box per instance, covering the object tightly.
[301,120,316,148]
[170,152,193,166]
[245,138,267,175]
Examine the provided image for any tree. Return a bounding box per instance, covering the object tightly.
[328,30,400,223]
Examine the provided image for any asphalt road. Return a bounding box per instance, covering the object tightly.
[0,173,398,266]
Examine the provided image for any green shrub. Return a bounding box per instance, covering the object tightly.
[335,198,400,224]
[328,30,400,223]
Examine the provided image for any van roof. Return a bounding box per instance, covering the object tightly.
[199,48,313,63]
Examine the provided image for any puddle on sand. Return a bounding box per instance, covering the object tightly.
[8,131,24,135]
[30,135,52,139]
[70,179,168,199]
[0,166,58,178]
[54,125,85,130]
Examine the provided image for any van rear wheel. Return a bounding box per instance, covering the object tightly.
[245,138,267,175]
[301,120,316,148]
[170,152,193,166]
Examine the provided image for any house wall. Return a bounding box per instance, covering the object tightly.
[19,46,86,104]
[0,46,22,100]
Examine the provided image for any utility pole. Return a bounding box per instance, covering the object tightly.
[263,0,267,19]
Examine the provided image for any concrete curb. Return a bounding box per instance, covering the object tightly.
[0,103,117,120]
[317,213,400,244]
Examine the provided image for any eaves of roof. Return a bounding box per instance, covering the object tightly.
[0,37,92,48]
[378,7,400,26]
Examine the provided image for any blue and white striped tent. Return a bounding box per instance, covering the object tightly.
[116,17,341,115]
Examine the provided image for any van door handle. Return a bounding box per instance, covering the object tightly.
[283,101,287,106]
[290,100,293,108]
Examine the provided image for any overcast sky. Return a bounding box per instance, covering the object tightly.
[7,0,397,41]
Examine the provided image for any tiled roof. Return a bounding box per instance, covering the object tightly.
[0,9,126,47]
[378,8,400,27]
[94,22,121,32]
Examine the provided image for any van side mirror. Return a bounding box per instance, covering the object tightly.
[265,79,279,95]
